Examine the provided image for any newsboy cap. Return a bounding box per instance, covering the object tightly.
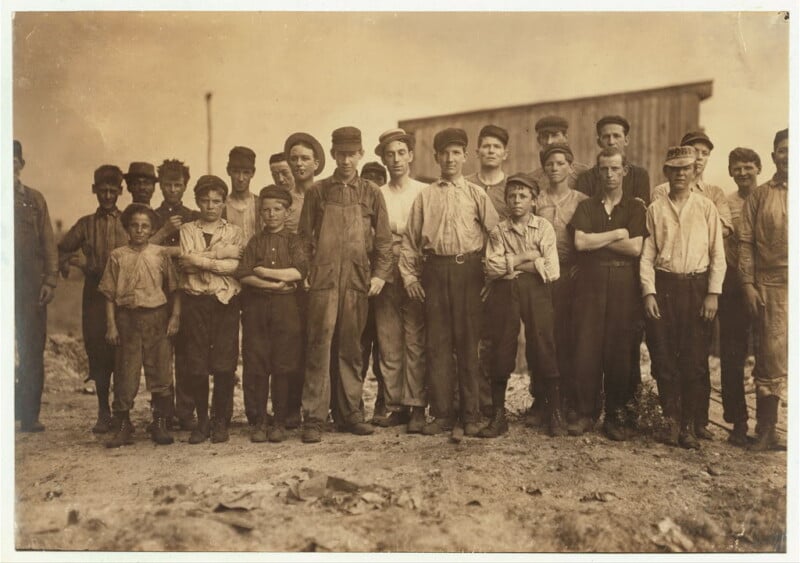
[433,128,468,152]
[535,116,569,134]
[124,162,157,182]
[361,161,387,183]
[680,130,714,150]
[331,127,363,152]
[284,132,326,176]
[664,146,696,168]
[773,128,788,149]
[478,124,509,146]
[539,143,574,167]
[13,139,23,161]
[93,164,124,188]
[505,173,537,191]
[375,128,415,157]
[596,115,630,135]
[227,146,256,169]
[259,184,292,208]
[194,175,229,198]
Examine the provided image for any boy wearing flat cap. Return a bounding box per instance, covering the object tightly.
[739,128,788,451]
[224,146,263,243]
[178,175,245,444]
[482,173,560,438]
[641,146,725,450]
[235,185,308,443]
[401,127,500,439]
[58,165,129,434]
[533,143,588,430]
[298,126,393,442]
[124,162,158,206]
[528,116,589,196]
[14,140,58,432]
[371,128,428,432]
[576,115,650,205]
[570,147,647,441]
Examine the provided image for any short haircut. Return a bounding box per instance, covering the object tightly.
[504,180,535,199]
[120,203,158,230]
[728,147,762,169]
[258,185,292,209]
[595,146,628,168]
[287,140,317,156]
[269,152,288,165]
[773,128,788,149]
[158,159,190,185]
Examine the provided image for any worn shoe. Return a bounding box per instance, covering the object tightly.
[750,426,779,452]
[406,407,426,434]
[549,407,568,437]
[285,411,301,430]
[603,421,627,442]
[301,421,322,443]
[177,415,198,431]
[210,418,230,443]
[150,416,174,445]
[422,417,454,436]
[477,411,509,438]
[109,413,133,434]
[662,419,680,447]
[92,411,112,434]
[679,428,700,450]
[188,419,210,444]
[105,415,134,448]
[464,421,482,437]
[372,410,409,428]
[524,401,546,428]
[567,416,593,436]
[268,425,288,443]
[346,421,375,436]
[20,420,45,433]
[695,425,714,441]
[728,422,748,447]
[250,422,268,443]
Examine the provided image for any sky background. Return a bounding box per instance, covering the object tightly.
[11,10,790,230]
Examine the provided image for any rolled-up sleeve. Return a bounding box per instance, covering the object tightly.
[484,226,509,281]
[640,207,658,296]
[539,220,561,281]
[706,205,726,294]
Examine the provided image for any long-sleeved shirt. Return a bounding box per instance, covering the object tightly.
[99,244,177,309]
[380,178,427,283]
[299,172,394,282]
[223,193,262,243]
[400,176,500,286]
[738,174,788,285]
[14,181,58,288]
[485,214,559,282]
[154,201,198,247]
[576,162,651,205]
[234,227,309,294]
[534,188,587,266]
[528,161,590,196]
[464,172,508,220]
[652,179,732,235]
[724,189,748,273]
[58,207,128,277]
[640,191,726,296]
[179,219,244,304]
[284,191,305,234]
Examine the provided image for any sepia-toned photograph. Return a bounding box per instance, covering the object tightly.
[3,4,795,560]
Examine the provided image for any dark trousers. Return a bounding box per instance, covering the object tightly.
[422,255,483,424]
[171,293,195,421]
[488,274,559,382]
[551,270,575,409]
[288,290,308,421]
[645,272,711,427]
[718,267,751,424]
[15,278,47,426]
[82,275,115,410]
[572,262,641,424]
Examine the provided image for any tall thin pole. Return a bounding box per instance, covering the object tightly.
[205,92,213,175]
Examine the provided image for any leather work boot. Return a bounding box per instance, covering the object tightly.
[603,420,627,442]
[210,417,230,443]
[662,418,680,447]
[567,416,593,437]
[346,421,375,436]
[524,400,546,428]
[463,421,482,437]
[189,418,210,444]
[105,412,135,448]
[301,421,322,443]
[477,409,509,438]
[728,422,748,447]
[177,415,198,431]
[752,395,780,452]
[250,421,268,443]
[549,406,568,437]
[406,407,426,434]
[422,417,454,436]
[20,420,45,433]
[268,424,288,443]
[679,425,700,450]
[372,410,409,428]
[92,410,113,434]
[695,425,714,441]
[285,410,301,430]
[150,396,175,445]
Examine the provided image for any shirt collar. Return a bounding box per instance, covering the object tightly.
[95,206,120,217]
[261,226,290,237]
[770,173,788,189]
[332,170,360,188]
[505,214,540,236]
[437,176,466,189]
[14,179,26,194]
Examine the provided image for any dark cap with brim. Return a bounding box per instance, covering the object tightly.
[124,162,157,182]
[505,173,537,191]
[375,128,415,157]
[535,115,569,134]
[284,132,326,176]
[194,175,229,198]
[94,165,124,188]
[539,143,574,167]
[773,128,788,149]
[478,124,509,146]
[681,130,714,150]
[13,139,23,161]
[433,128,468,152]
[332,126,363,152]
[596,115,630,135]
[361,161,387,181]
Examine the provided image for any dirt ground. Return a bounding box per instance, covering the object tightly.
[12,278,788,554]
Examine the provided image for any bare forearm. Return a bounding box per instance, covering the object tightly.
[253,266,302,282]
[105,300,117,330]
[575,229,625,251]
[606,236,643,257]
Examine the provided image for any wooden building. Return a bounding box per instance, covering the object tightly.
[398,80,713,185]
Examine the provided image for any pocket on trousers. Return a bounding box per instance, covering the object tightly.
[348,258,370,293]
[309,262,336,291]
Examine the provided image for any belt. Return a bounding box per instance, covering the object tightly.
[423,251,482,265]
[656,269,708,280]
[590,259,634,268]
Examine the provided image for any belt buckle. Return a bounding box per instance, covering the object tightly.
[455,253,465,264]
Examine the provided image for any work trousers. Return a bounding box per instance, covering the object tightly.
[645,272,711,427]
[15,277,47,426]
[718,267,751,424]
[753,270,788,401]
[551,268,576,409]
[112,306,172,413]
[180,293,240,376]
[287,290,308,421]
[82,274,115,391]
[422,254,483,424]
[572,262,641,424]
[170,293,194,422]
[373,279,426,409]
[488,274,559,383]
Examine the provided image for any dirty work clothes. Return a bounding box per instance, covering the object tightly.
[465,172,509,220]
[154,202,198,247]
[241,292,302,424]
[180,293,241,376]
[423,253,484,423]
[550,270,577,408]
[299,174,392,426]
[652,180,733,236]
[373,280,426,409]
[14,181,59,288]
[527,162,590,197]
[58,207,128,277]
[486,273,559,382]
[645,272,712,426]
[751,280,787,401]
[81,274,116,386]
[223,193,262,243]
[112,306,173,412]
[576,163,651,205]
[99,244,178,309]
[718,266,752,424]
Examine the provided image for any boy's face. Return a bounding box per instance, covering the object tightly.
[197,189,226,222]
[127,176,156,204]
[382,140,413,180]
[288,145,318,182]
[227,166,255,195]
[544,152,571,185]
[728,160,760,191]
[331,149,363,178]
[597,124,629,153]
[94,183,122,210]
[270,160,295,189]
[476,136,508,170]
[160,173,187,205]
[260,198,289,232]
[599,154,627,191]
[772,138,789,176]
[435,144,466,180]
[127,212,153,246]
[537,130,566,147]
[664,163,695,191]
[690,141,712,177]
[506,184,534,219]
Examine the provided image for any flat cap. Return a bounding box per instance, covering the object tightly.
[124,162,157,181]
[433,128,468,152]
[539,142,574,167]
[194,174,229,198]
[93,164,124,187]
[478,124,509,146]
[269,152,287,164]
[284,132,325,175]
[535,115,569,134]
[227,146,256,169]
[596,115,630,135]
[331,126,363,152]
[13,139,23,161]
[505,173,537,191]
[680,130,714,150]
[259,184,292,207]
[361,161,387,182]
[664,146,696,168]
[375,128,415,157]
[773,128,788,148]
